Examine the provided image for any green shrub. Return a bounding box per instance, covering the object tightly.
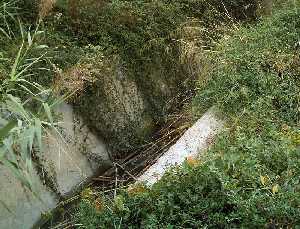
[194,6,300,123]
[39,0,261,143]
[43,0,259,73]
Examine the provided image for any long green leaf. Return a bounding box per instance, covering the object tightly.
[35,118,42,151]
[6,94,31,121]
[9,41,24,80]
[0,119,17,141]
[43,103,53,124]
[0,27,11,39]
[3,160,32,192]
[14,53,46,80]
[27,31,32,46]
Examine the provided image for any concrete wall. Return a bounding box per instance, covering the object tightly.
[0,103,111,229]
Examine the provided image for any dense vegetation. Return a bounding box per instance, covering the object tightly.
[39,0,259,101]
[1,0,299,228]
[76,2,300,228]
[44,0,257,69]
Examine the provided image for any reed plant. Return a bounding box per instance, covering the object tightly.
[0,0,62,198]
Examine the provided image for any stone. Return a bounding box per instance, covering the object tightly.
[75,55,155,154]
[74,50,199,155]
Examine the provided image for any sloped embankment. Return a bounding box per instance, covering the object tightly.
[76,3,300,228]
[46,0,259,156]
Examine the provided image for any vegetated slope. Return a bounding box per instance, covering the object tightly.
[76,4,300,228]
[37,0,259,154]
[44,0,257,67]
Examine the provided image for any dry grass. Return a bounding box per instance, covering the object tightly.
[39,0,56,20]
[52,64,95,101]
[257,0,273,16]
[175,20,212,86]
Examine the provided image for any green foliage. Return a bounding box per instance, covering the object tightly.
[44,0,258,72]
[76,5,300,228]
[39,0,260,142]
[194,6,300,123]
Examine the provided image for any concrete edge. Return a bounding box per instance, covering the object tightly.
[137,108,224,186]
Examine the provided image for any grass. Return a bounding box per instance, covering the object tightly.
[75,3,300,228]
[0,0,258,194]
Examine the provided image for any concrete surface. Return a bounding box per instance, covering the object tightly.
[0,102,111,229]
[138,108,224,186]
[41,102,112,196]
[0,166,58,229]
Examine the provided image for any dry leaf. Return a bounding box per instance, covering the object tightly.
[94,198,103,212]
[127,184,146,196]
[260,175,268,186]
[186,156,200,167]
[272,184,279,194]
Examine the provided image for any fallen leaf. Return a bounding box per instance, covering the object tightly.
[186,156,200,167]
[272,184,279,194]
[260,175,268,186]
[127,184,146,196]
[94,198,103,212]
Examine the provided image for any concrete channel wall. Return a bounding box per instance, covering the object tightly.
[0,103,111,229]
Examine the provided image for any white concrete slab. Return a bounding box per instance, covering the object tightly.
[138,108,224,186]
